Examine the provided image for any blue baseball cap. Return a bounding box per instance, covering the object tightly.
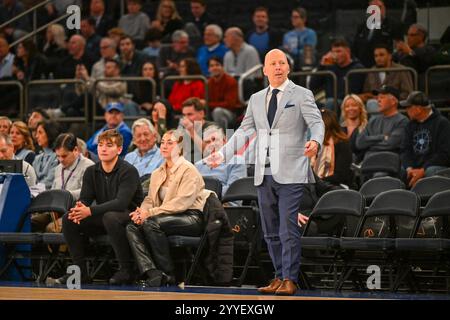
[105,102,124,113]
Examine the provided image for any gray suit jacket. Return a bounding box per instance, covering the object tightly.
[220,80,324,186]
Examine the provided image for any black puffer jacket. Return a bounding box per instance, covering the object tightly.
[201,193,234,285]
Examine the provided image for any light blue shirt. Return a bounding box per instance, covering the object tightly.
[0,53,15,79]
[32,147,59,190]
[195,155,247,197]
[282,28,317,57]
[124,145,164,177]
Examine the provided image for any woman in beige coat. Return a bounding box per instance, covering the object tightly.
[126,129,212,286]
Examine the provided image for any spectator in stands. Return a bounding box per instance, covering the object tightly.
[77,58,127,109]
[32,133,95,233]
[10,121,35,165]
[360,43,414,112]
[168,58,205,113]
[151,0,184,42]
[0,37,15,79]
[27,108,50,146]
[246,7,282,64]
[41,24,67,76]
[355,85,409,160]
[91,37,119,80]
[80,16,102,61]
[178,97,215,163]
[13,39,49,82]
[86,102,132,157]
[311,109,353,188]
[340,94,368,163]
[158,30,195,77]
[197,24,228,76]
[32,120,59,190]
[57,35,96,79]
[57,129,144,285]
[119,35,150,77]
[282,7,317,70]
[195,125,247,198]
[0,133,36,187]
[310,38,365,112]
[0,0,30,42]
[223,27,261,77]
[352,0,403,68]
[125,118,164,177]
[107,27,126,48]
[400,91,450,187]
[185,0,215,36]
[47,0,81,16]
[0,116,12,134]
[207,56,240,129]
[394,23,436,76]
[134,61,161,112]
[119,0,150,46]
[89,0,116,37]
[144,100,171,137]
[126,129,212,287]
[142,27,163,61]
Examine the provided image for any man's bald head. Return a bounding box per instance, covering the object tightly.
[224,27,244,50]
[263,49,290,88]
[68,35,86,57]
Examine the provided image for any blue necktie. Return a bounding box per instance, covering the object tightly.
[267,88,280,128]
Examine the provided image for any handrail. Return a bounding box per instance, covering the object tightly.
[290,70,338,112]
[0,81,25,120]
[161,75,209,102]
[91,77,157,129]
[425,65,450,96]
[0,0,51,30]
[238,64,263,105]
[10,12,71,48]
[26,79,89,124]
[344,66,419,95]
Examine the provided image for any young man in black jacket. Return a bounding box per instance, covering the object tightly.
[58,129,144,285]
[400,91,450,187]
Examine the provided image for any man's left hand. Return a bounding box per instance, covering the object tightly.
[408,168,425,188]
[304,140,319,158]
[68,202,91,224]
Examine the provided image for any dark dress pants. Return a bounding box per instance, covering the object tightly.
[126,210,203,276]
[62,211,133,271]
[257,175,304,281]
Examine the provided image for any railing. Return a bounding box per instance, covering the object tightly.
[26,79,89,125]
[160,75,209,102]
[0,81,25,120]
[425,65,450,111]
[290,70,339,112]
[344,67,419,95]
[237,64,264,106]
[0,0,51,44]
[91,77,157,129]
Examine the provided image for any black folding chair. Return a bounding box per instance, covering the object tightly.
[300,190,365,290]
[359,176,405,207]
[222,177,262,286]
[361,152,401,183]
[411,176,450,207]
[338,190,420,291]
[0,190,74,282]
[394,190,450,292]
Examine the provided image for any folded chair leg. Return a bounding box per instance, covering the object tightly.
[186,237,207,285]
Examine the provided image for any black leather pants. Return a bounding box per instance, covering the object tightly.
[126,210,203,276]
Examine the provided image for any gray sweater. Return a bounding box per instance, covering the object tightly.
[118,12,150,41]
[356,112,408,154]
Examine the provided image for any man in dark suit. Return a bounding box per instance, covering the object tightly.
[206,49,324,295]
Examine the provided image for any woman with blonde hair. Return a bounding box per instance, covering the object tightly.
[41,24,67,76]
[126,129,214,286]
[152,0,184,41]
[10,121,35,165]
[340,94,368,162]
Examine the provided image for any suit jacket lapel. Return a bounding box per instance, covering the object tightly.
[259,87,270,130]
[272,81,294,129]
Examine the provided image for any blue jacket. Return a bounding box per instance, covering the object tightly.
[86,122,132,157]
[197,43,229,76]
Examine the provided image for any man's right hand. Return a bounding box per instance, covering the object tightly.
[204,151,224,169]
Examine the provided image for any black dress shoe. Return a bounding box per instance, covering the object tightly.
[109,269,133,285]
[145,269,176,287]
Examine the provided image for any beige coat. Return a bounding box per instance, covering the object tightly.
[141,156,212,216]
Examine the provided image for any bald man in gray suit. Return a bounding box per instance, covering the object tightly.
[206,49,324,295]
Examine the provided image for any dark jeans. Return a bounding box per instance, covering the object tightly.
[126,210,203,276]
[62,211,133,271]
